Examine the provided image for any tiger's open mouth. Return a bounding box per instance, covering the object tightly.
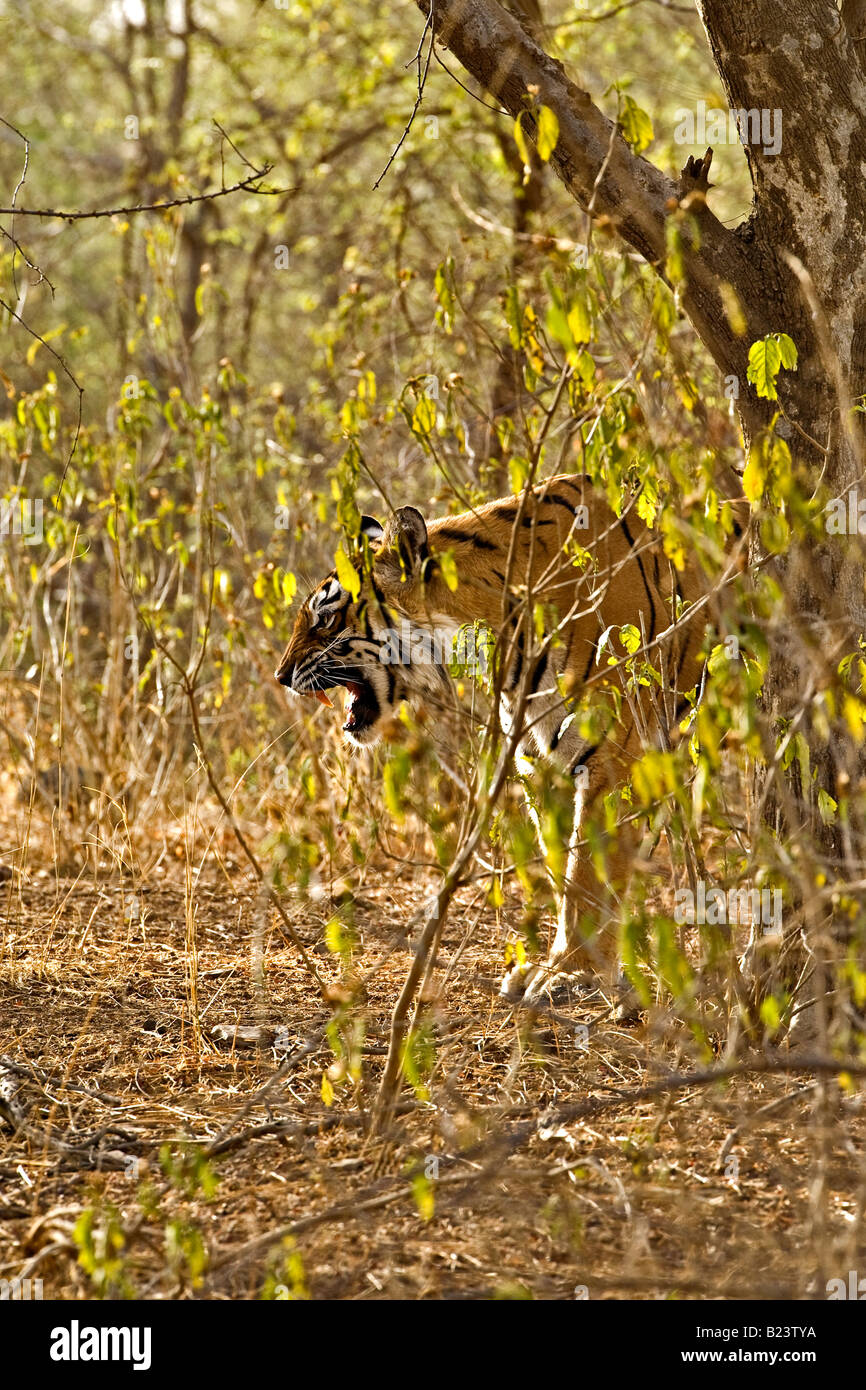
[341,679,379,735]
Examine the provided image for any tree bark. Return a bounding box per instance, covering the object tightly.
[697,1,866,465]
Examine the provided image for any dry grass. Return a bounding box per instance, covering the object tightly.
[2,822,864,1302]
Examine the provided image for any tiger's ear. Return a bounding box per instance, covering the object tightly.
[384,506,428,576]
[359,514,385,546]
[374,506,429,591]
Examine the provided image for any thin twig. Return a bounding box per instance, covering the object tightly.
[0,293,83,497]
[373,4,435,189]
[0,167,290,220]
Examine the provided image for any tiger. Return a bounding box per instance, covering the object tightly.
[275,473,734,1003]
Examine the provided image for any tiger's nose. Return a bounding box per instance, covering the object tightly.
[275,661,294,687]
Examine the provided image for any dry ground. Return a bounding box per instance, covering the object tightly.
[1,848,865,1301]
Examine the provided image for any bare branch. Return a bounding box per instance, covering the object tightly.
[0,116,55,295]
[373,2,436,189]
[0,293,83,493]
[0,166,292,221]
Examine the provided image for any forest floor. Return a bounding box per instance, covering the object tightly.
[1,853,864,1301]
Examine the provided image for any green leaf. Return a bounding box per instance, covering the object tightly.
[747,337,781,399]
[513,114,530,164]
[545,301,573,353]
[567,289,592,345]
[759,996,781,1034]
[411,1173,435,1222]
[509,454,530,494]
[384,758,406,823]
[334,544,360,601]
[818,789,838,825]
[439,549,459,592]
[536,106,559,161]
[513,112,532,182]
[324,915,355,960]
[743,444,765,504]
[618,94,653,154]
[575,349,595,386]
[747,334,797,401]
[636,483,658,528]
[412,394,436,437]
[777,333,798,370]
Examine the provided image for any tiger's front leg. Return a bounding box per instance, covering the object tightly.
[501,752,634,1005]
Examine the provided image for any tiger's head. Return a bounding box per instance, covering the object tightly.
[274,509,447,747]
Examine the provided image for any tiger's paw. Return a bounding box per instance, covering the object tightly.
[500,961,595,1007]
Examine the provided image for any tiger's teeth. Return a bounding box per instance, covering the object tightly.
[314,691,333,708]
[344,687,358,729]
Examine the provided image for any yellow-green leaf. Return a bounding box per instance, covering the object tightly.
[618,94,653,154]
[334,544,360,601]
[537,106,559,162]
[567,290,592,345]
[411,1173,435,1222]
[439,549,459,592]
[743,445,765,504]
[747,334,798,401]
[412,394,436,437]
[759,996,781,1033]
[747,337,781,400]
[777,333,798,370]
[818,789,838,825]
[384,759,405,823]
[513,112,531,182]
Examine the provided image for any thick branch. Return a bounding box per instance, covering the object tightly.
[419,0,777,407]
[433,0,675,260]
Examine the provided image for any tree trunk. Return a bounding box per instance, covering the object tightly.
[694,2,866,874]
